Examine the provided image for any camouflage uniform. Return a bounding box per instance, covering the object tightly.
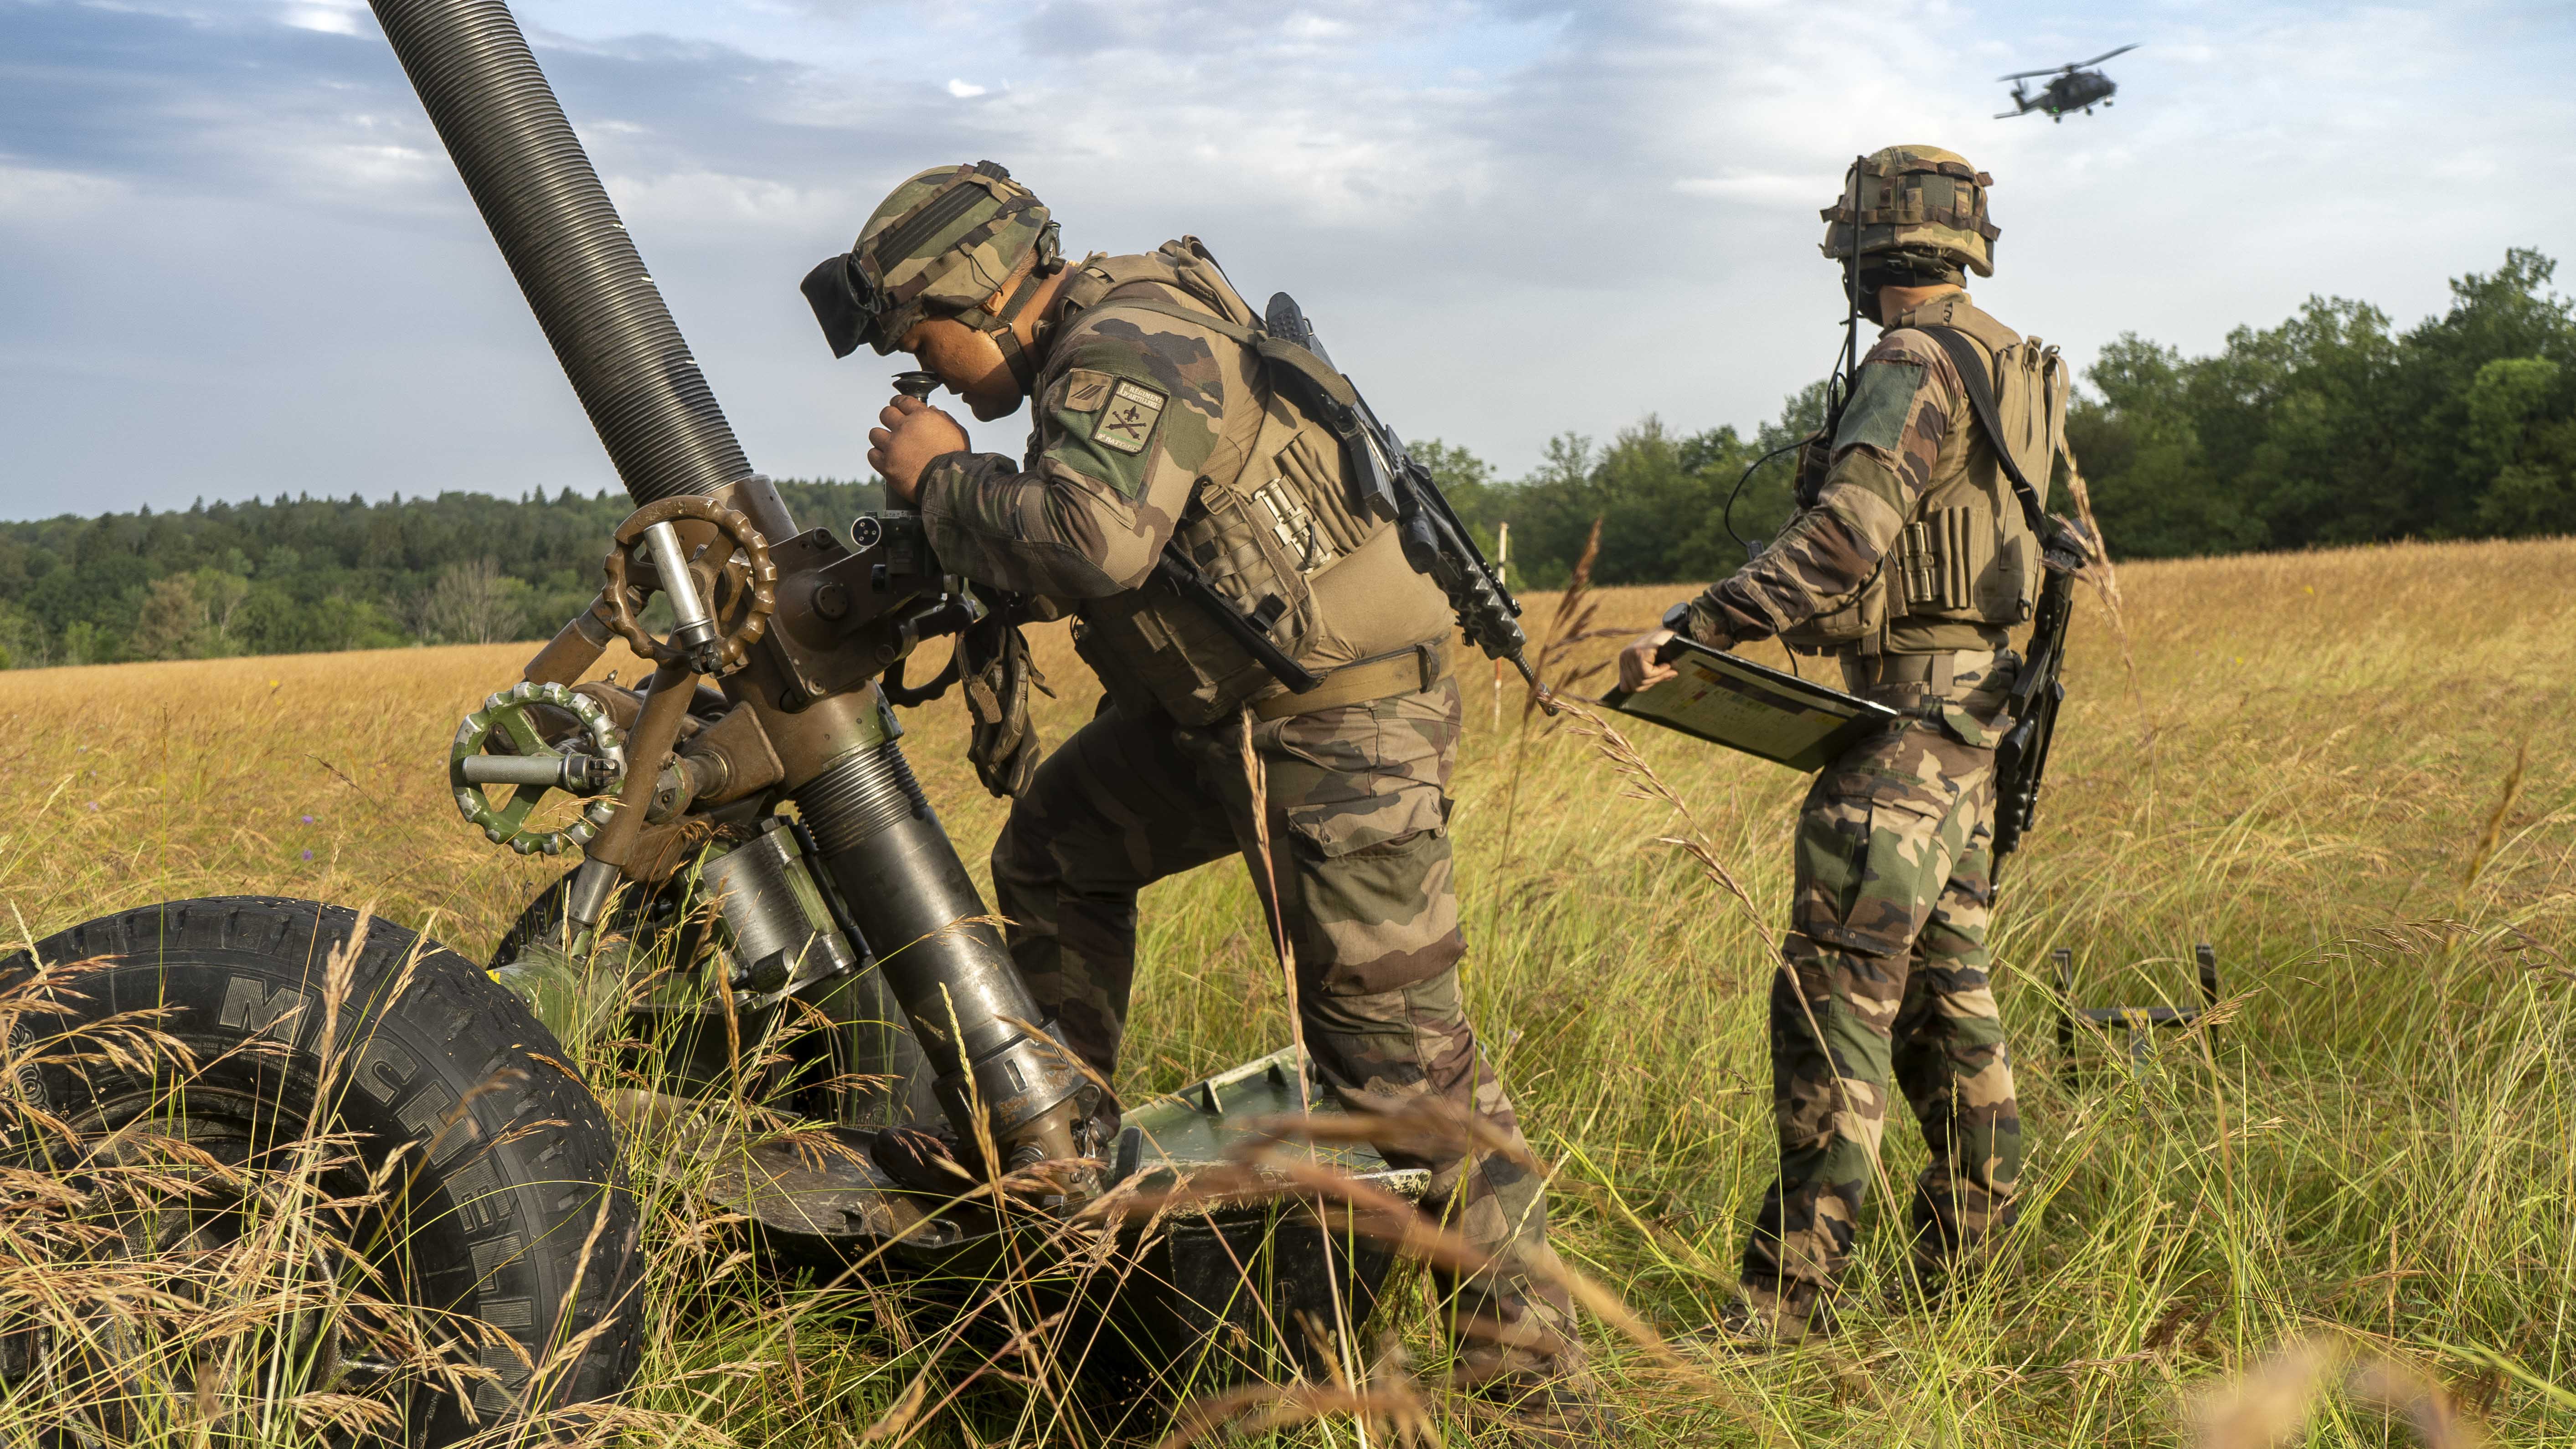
[988,682,1566,1361]
[908,237,1571,1369]
[1683,150,2050,1310]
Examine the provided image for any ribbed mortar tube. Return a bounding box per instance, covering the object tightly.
[796,742,1087,1153]
[370,0,750,505]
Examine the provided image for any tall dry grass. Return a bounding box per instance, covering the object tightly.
[0,534,2570,1444]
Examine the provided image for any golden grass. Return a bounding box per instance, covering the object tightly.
[3,533,2573,1444]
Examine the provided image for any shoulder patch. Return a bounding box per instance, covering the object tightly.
[1092,378,1166,456]
[1059,368,1113,414]
[1832,360,1927,455]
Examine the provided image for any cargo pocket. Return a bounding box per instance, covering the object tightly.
[1934,703,2001,749]
[1279,783,1460,996]
[1796,767,1951,957]
[1281,779,1449,860]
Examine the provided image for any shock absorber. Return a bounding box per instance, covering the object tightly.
[794,740,1093,1167]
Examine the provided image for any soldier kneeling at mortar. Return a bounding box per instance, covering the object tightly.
[1620,144,2071,1346]
[800,162,1617,1442]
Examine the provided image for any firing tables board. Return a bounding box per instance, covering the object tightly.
[1602,637,1900,772]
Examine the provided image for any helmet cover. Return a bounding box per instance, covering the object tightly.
[801,161,1058,357]
[1820,145,1999,278]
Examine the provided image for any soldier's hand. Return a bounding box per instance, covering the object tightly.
[1618,629,1680,693]
[867,394,969,505]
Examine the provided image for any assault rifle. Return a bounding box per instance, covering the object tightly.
[1991,522,2087,880]
[1258,294,1551,710]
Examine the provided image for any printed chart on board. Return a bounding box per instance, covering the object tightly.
[1603,638,1900,771]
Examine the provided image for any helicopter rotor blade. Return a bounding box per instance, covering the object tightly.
[1999,43,2135,81]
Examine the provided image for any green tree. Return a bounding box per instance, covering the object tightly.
[2071,248,2576,556]
[2468,357,2576,533]
[131,575,203,660]
[415,557,529,645]
[1410,439,1504,557]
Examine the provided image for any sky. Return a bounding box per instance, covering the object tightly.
[1,0,2571,520]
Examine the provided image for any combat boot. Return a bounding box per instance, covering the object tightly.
[1883,1251,1981,1315]
[1464,1369,1626,1446]
[1888,1218,2013,1314]
[1700,1278,1838,1351]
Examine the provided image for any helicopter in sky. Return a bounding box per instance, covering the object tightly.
[1996,44,2138,121]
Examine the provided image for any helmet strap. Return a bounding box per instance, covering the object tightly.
[980,260,1060,394]
[991,325,1039,395]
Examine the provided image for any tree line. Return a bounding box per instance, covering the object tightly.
[1435,247,2576,586]
[0,482,873,669]
[1,249,2566,665]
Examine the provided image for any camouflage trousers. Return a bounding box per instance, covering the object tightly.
[1742,665,2025,1295]
[992,678,1573,1368]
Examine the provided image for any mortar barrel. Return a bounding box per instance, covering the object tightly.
[370,0,751,505]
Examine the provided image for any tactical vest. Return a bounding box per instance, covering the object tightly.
[1782,298,2069,657]
[1056,242,1451,725]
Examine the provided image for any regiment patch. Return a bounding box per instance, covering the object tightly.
[1060,368,1113,413]
[1093,378,1166,456]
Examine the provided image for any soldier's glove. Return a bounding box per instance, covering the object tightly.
[958,606,1050,799]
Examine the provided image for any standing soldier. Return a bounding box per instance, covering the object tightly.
[802,162,1616,1441]
[1619,145,2068,1343]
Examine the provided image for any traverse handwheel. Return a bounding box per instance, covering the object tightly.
[601,495,778,676]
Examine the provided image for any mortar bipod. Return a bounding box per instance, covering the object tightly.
[2053,943,2221,1080]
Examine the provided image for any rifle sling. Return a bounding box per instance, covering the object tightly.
[1917,325,2053,541]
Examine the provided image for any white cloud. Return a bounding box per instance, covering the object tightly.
[278,2,365,35]
[291,141,442,191]
[5,0,2574,512]
[0,165,127,215]
[1674,174,1828,207]
[609,168,849,232]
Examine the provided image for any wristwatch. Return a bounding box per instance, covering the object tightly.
[1662,598,1727,650]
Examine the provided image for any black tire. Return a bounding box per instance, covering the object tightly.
[3,897,641,1444]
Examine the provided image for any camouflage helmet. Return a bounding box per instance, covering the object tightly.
[799,160,1061,358]
[1819,145,1999,278]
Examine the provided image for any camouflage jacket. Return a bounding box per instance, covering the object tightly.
[1690,291,2024,655]
[916,243,1262,603]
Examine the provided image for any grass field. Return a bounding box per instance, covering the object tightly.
[3,534,2573,1445]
